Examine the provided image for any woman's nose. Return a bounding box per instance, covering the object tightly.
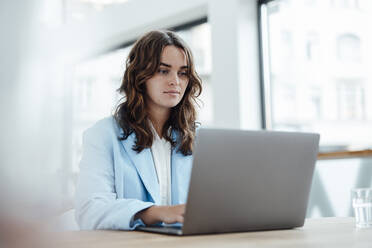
[169,72,180,85]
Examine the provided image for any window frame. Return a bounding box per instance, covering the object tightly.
[257,0,277,129]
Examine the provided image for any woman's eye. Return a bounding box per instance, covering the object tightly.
[179,71,188,77]
[158,69,168,75]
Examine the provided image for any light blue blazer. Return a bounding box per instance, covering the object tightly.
[74,117,193,230]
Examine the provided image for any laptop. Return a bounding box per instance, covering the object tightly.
[136,128,320,235]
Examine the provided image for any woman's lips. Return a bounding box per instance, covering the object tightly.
[164,90,180,96]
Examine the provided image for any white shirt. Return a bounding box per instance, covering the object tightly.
[150,124,172,206]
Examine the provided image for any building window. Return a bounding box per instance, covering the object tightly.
[306,33,320,61]
[336,34,362,62]
[337,81,365,120]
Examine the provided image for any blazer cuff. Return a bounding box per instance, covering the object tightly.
[129,202,154,230]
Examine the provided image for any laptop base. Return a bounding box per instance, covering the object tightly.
[136,225,183,235]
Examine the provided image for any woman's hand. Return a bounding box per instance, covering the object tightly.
[135,204,185,225]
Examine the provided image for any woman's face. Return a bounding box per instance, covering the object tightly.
[145,45,189,113]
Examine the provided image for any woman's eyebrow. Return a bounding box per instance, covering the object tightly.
[160,62,188,69]
[160,62,171,67]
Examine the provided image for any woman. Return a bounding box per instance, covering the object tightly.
[75,30,202,230]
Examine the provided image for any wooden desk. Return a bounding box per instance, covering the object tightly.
[318,149,372,160]
[53,218,371,248]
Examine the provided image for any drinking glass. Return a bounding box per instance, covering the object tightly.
[351,188,372,228]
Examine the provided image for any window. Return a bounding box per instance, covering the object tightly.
[71,46,130,173]
[336,34,362,62]
[337,80,365,120]
[260,0,372,150]
[259,0,372,218]
[306,33,320,61]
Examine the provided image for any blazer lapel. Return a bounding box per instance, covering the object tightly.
[120,132,160,204]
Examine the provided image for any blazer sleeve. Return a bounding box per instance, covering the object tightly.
[74,124,154,230]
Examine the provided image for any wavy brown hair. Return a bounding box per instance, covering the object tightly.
[114,30,202,155]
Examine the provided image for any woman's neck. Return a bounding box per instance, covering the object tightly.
[148,107,170,139]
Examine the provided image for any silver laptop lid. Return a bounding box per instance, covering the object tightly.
[182,129,320,235]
